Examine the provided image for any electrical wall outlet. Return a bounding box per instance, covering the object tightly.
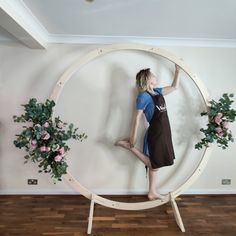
[28,179,38,185]
[221,179,231,185]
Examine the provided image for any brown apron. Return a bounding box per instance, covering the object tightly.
[146,91,175,170]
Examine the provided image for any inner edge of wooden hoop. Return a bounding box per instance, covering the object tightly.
[50,43,212,207]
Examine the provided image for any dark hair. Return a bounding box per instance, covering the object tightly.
[136,68,151,91]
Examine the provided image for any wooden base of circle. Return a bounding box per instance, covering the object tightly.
[86,192,185,234]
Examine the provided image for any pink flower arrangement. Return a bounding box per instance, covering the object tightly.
[195,93,236,150]
[13,98,87,182]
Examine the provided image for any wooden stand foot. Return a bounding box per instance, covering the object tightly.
[169,192,185,232]
[87,194,95,234]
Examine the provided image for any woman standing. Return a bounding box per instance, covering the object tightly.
[115,65,180,200]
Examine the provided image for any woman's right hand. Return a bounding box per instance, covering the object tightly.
[120,137,134,147]
[129,137,136,148]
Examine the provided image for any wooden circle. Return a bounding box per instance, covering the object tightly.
[50,43,213,210]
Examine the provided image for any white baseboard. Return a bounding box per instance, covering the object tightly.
[0,188,235,195]
[182,189,236,195]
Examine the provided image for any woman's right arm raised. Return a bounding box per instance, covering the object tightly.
[129,109,143,148]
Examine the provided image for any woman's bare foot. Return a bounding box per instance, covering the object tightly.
[114,139,131,150]
[147,192,165,201]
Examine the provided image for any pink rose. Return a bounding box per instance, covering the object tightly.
[54,155,62,162]
[31,140,37,150]
[215,127,222,134]
[216,112,223,118]
[214,116,222,125]
[41,131,50,140]
[215,127,223,136]
[58,147,65,156]
[57,121,63,129]
[223,121,229,129]
[46,147,51,152]
[40,146,47,152]
[43,122,50,128]
[31,140,37,145]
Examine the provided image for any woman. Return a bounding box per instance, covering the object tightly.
[115,65,180,200]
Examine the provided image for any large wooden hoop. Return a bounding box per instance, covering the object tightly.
[50,43,213,211]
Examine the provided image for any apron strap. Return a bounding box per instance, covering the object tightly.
[146,91,157,105]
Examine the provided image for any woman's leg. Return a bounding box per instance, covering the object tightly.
[115,140,164,200]
[115,140,152,168]
[148,168,164,200]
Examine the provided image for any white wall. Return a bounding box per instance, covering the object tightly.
[0,42,235,195]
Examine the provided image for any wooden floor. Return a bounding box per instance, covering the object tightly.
[0,194,236,236]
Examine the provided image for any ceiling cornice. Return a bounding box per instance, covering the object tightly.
[48,34,236,48]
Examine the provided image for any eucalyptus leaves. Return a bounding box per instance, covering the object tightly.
[13,98,87,182]
[195,93,236,150]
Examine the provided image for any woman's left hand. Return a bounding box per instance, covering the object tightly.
[175,64,181,72]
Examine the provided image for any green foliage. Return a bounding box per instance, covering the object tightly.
[195,93,236,150]
[13,98,87,182]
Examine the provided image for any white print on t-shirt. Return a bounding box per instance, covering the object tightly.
[156,104,166,112]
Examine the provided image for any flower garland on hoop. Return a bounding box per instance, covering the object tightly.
[195,93,236,150]
[13,98,87,182]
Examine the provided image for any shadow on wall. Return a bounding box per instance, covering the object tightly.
[25,45,92,100]
[158,73,207,189]
[96,65,141,191]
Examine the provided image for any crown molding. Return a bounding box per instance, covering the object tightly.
[48,34,236,48]
[2,33,236,48]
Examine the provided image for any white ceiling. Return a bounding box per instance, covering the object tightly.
[1,0,236,48]
[22,0,236,38]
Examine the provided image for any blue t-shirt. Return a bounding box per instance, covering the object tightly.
[136,87,162,123]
